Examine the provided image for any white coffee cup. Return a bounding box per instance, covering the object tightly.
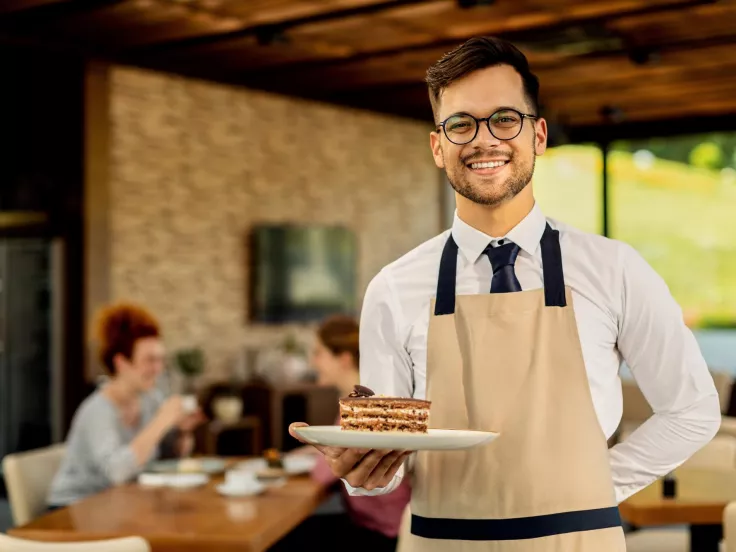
[225,469,258,490]
[181,394,198,414]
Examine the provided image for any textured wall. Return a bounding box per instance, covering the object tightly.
[105,66,441,382]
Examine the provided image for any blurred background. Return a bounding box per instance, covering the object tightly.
[0,0,735,549]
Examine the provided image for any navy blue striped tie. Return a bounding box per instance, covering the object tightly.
[485,241,521,293]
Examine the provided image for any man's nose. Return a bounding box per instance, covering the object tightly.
[473,120,501,148]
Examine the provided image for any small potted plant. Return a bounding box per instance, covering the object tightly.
[281,332,309,382]
[174,347,205,394]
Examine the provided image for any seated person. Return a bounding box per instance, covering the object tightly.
[47,303,204,508]
[272,315,410,552]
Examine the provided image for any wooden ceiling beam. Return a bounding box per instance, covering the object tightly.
[229,30,736,96]
[118,0,432,56]
[549,86,736,117]
[538,54,736,95]
[323,86,736,127]
[310,72,736,124]
[564,99,736,126]
[221,0,711,80]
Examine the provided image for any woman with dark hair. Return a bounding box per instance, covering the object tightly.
[272,315,410,552]
[47,303,204,508]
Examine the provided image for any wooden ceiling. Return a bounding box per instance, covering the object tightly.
[1,0,735,129]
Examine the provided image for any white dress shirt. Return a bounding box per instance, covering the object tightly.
[346,202,721,502]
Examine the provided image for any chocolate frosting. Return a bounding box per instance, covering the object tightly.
[348,384,375,398]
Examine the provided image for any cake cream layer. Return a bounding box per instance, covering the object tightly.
[339,397,431,409]
[342,415,428,424]
[340,407,429,420]
[341,419,427,432]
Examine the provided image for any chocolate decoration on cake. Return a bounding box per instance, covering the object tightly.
[349,384,375,398]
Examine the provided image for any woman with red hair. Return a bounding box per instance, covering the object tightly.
[47,303,203,508]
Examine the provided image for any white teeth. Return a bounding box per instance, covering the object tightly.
[470,160,508,169]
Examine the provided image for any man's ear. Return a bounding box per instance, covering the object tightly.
[534,117,548,156]
[430,130,445,169]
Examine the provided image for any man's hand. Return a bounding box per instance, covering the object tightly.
[289,422,410,491]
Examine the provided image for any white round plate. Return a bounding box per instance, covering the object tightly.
[233,458,266,472]
[138,472,209,488]
[233,455,317,475]
[149,457,226,474]
[293,426,498,451]
[216,482,265,497]
[283,454,318,475]
[138,473,167,487]
[167,473,210,488]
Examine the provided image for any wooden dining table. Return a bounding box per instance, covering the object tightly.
[8,461,326,552]
[619,467,736,552]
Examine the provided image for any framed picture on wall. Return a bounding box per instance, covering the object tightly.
[248,224,357,323]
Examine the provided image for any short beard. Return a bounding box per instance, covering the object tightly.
[445,140,537,207]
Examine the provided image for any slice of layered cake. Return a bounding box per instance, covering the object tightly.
[339,385,431,433]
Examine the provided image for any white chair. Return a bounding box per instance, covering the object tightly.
[618,370,734,445]
[2,445,66,526]
[0,534,150,552]
[625,529,689,552]
[396,504,411,552]
[719,416,736,439]
[625,436,736,552]
[712,372,734,415]
[723,501,736,552]
[684,435,736,470]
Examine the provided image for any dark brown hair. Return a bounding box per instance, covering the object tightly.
[317,315,359,366]
[95,303,161,374]
[426,36,540,122]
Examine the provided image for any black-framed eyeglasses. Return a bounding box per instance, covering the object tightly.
[436,108,538,145]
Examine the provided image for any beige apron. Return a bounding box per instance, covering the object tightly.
[401,224,625,552]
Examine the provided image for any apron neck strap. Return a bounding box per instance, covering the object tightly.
[434,223,566,316]
[540,223,566,308]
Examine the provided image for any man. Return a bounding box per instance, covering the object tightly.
[291,36,720,550]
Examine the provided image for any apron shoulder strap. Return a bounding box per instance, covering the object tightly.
[434,234,458,316]
[433,223,567,315]
[540,223,567,307]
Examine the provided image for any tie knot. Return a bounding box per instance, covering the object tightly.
[484,241,520,273]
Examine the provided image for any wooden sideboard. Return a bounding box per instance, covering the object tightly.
[198,381,340,453]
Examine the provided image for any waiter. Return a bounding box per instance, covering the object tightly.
[290,36,721,550]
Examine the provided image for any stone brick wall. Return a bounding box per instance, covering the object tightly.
[103,66,441,382]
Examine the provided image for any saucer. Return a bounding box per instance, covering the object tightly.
[216,482,265,497]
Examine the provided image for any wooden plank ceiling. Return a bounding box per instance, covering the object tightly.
[1,0,735,128]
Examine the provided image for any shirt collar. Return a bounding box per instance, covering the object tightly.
[451,202,547,264]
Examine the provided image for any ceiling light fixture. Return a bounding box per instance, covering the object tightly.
[600,105,625,124]
[628,48,661,66]
[457,0,496,8]
[255,27,289,46]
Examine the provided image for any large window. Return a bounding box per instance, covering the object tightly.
[534,144,604,235]
[441,135,736,330]
[440,133,736,370]
[609,133,736,329]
